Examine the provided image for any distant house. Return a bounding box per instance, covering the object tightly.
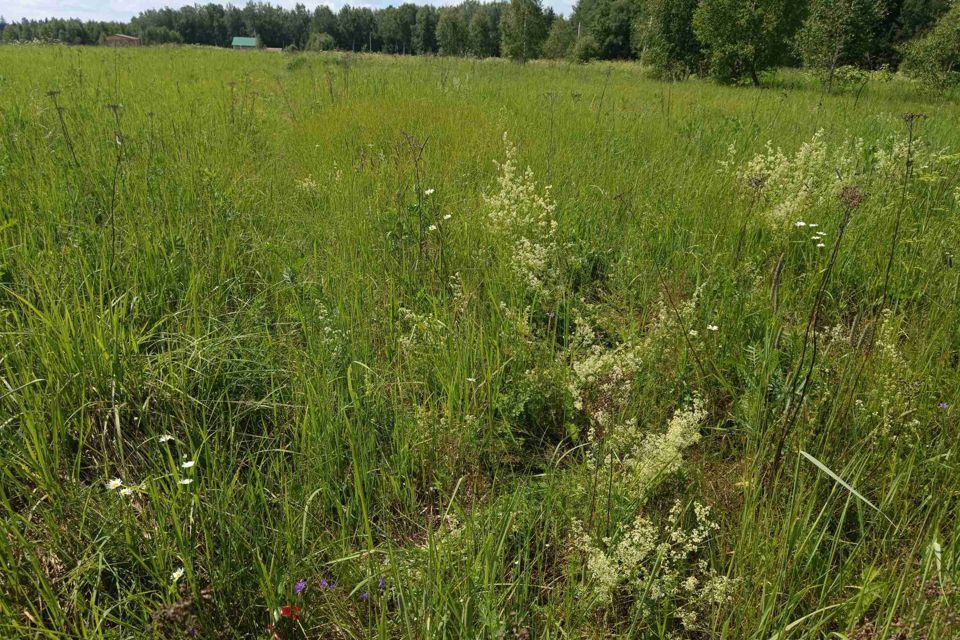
[104,34,140,47]
[232,37,257,50]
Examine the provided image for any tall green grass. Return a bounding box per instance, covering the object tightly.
[0,46,958,639]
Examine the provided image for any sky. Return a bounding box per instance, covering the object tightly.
[2,0,575,22]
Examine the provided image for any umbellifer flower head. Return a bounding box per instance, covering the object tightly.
[839,185,863,210]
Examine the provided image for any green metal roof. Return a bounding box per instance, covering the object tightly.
[232,37,256,47]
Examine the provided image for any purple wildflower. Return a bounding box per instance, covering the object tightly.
[378,577,386,591]
[319,578,329,590]
[294,578,307,595]
[938,402,949,410]
[360,591,369,602]
[187,628,199,638]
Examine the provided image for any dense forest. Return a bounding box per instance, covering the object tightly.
[1,0,959,87]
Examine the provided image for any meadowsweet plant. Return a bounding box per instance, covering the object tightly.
[731,130,862,230]
[484,133,561,296]
[572,501,732,633]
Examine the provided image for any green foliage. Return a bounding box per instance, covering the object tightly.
[436,7,469,56]
[631,0,701,78]
[542,17,575,60]
[571,32,601,62]
[901,2,960,92]
[500,0,549,62]
[796,0,886,91]
[469,4,503,58]
[305,31,335,51]
[693,0,805,85]
[413,5,438,54]
[140,25,184,45]
[572,0,637,59]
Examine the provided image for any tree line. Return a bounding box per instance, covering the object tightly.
[1,0,958,89]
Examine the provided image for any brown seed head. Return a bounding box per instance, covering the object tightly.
[839,185,863,210]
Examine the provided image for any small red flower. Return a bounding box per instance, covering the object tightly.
[279,605,301,621]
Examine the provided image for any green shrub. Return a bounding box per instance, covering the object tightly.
[901,4,960,92]
[306,31,336,52]
[571,34,600,63]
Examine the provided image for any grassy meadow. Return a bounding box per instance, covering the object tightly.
[1,45,960,639]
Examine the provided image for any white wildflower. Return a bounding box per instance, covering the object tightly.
[181,460,195,469]
[158,434,174,443]
[171,567,184,583]
[107,478,123,491]
[484,133,559,295]
[178,478,194,485]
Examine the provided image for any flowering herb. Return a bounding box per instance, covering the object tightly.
[279,605,301,621]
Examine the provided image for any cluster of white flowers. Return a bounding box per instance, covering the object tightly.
[484,133,560,294]
[397,306,447,356]
[448,272,471,318]
[315,302,349,363]
[869,311,920,437]
[731,130,955,232]
[106,477,144,496]
[622,398,705,498]
[733,130,859,230]
[296,175,319,193]
[646,284,704,347]
[572,501,732,631]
